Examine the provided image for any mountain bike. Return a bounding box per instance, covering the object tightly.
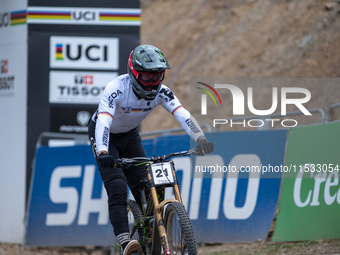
[115,147,201,255]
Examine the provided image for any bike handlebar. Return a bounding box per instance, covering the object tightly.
[115,147,201,168]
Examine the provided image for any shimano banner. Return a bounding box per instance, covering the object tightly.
[156,130,287,243]
[26,145,113,246]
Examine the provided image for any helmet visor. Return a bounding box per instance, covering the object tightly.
[137,71,164,89]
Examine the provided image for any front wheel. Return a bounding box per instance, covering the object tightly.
[164,202,197,255]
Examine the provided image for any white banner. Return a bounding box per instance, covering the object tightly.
[0,7,27,44]
[49,71,118,104]
[27,7,141,26]
[50,36,119,70]
[0,42,27,243]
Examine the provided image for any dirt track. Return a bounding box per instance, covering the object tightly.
[1,239,340,255]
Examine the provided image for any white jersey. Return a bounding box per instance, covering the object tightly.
[93,74,205,153]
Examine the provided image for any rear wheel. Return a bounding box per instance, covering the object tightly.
[164,202,197,255]
[127,200,161,255]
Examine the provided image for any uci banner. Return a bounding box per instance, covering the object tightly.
[26,130,287,246]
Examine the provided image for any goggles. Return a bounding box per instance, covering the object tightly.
[136,71,165,87]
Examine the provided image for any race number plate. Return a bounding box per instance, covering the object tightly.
[150,162,174,186]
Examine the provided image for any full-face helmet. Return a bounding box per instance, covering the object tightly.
[128,45,170,100]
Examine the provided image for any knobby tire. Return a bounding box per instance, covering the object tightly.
[164,202,197,255]
[127,199,161,255]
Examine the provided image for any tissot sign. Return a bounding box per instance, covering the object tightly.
[50,36,119,70]
[49,71,117,104]
[0,59,15,97]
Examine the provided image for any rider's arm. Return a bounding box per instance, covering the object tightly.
[159,85,206,143]
[173,107,214,155]
[95,112,113,155]
[95,83,117,155]
[159,85,214,154]
[172,106,206,143]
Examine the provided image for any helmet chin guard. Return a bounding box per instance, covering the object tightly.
[127,45,170,100]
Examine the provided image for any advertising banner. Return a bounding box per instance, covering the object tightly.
[272,121,340,241]
[27,6,141,26]
[50,106,96,133]
[26,130,287,246]
[26,140,154,246]
[0,0,27,243]
[0,3,27,45]
[49,71,118,104]
[26,0,141,212]
[49,36,119,70]
[26,145,113,246]
[155,131,287,243]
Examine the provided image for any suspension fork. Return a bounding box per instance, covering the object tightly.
[169,160,183,204]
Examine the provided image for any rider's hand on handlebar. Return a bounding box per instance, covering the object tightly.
[197,136,214,156]
[98,151,116,167]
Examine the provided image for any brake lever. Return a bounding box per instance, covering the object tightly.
[190,147,201,155]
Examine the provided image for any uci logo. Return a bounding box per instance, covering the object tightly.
[0,12,9,28]
[50,36,119,70]
[72,11,95,21]
[56,44,108,62]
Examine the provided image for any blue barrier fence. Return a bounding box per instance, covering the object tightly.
[25,130,288,246]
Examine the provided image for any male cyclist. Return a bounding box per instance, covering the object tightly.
[88,45,214,255]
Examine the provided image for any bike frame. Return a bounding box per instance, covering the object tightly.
[144,160,182,254]
[116,148,200,255]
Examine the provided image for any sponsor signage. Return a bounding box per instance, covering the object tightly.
[0,59,15,97]
[50,106,97,133]
[272,121,340,241]
[0,9,27,45]
[0,10,27,28]
[0,28,27,242]
[49,71,117,104]
[26,131,287,246]
[26,141,153,246]
[50,36,119,70]
[156,131,287,243]
[0,0,140,244]
[27,7,141,26]
[26,130,287,246]
[26,145,113,246]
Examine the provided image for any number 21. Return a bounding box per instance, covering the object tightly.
[155,168,168,178]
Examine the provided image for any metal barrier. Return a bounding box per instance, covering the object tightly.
[325,103,340,123]
[139,123,212,138]
[36,132,89,147]
[36,123,212,147]
[214,108,325,131]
